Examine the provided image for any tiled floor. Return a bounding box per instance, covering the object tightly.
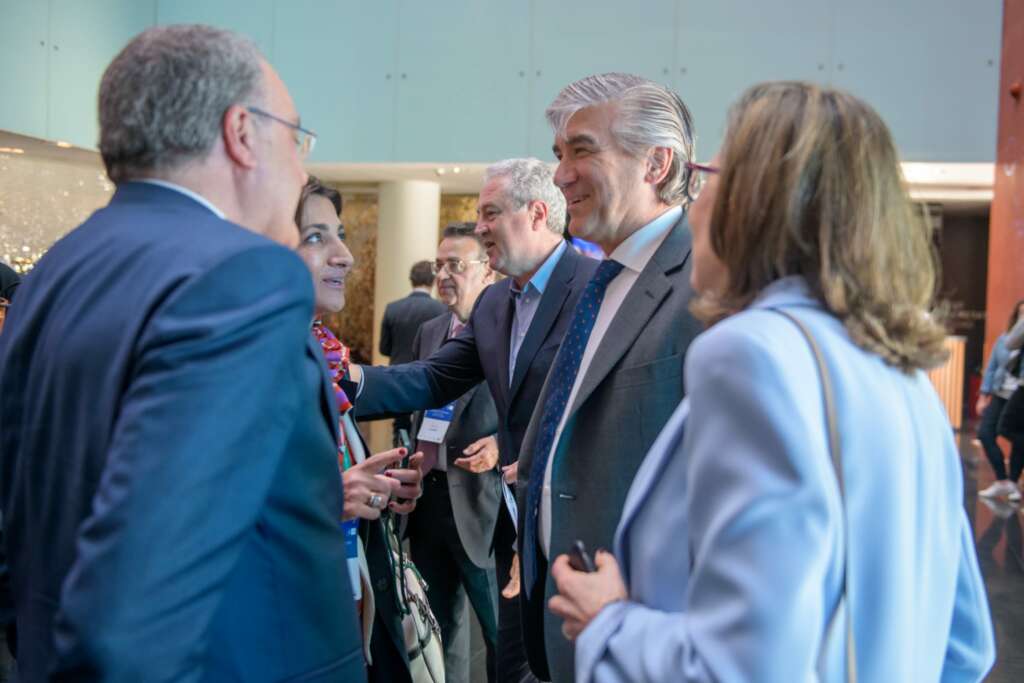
[963,432,1024,682]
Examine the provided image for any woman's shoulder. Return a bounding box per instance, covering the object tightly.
[686,308,820,392]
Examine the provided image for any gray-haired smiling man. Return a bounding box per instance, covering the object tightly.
[514,73,704,683]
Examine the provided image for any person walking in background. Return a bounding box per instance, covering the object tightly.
[994,314,1024,506]
[549,81,994,683]
[0,25,365,682]
[977,299,1024,501]
[380,260,447,444]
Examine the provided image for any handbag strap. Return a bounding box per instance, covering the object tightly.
[773,308,857,683]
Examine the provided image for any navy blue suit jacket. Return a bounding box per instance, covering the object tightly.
[0,183,365,682]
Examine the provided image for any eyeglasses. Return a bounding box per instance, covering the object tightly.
[431,258,489,276]
[246,106,318,159]
[684,161,719,202]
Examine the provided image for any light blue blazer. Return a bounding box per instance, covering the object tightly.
[576,277,994,682]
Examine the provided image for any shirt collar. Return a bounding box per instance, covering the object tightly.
[608,205,682,274]
[512,239,567,298]
[135,179,226,219]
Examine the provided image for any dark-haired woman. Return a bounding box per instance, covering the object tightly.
[295,176,425,683]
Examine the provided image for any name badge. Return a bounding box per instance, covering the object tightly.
[417,401,456,443]
[342,519,361,600]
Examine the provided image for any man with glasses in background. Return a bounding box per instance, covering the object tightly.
[404,222,501,683]
[350,157,598,683]
[0,25,364,682]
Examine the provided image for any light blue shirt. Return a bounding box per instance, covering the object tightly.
[575,276,995,683]
[508,240,567,383]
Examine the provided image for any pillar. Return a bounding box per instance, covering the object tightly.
[367,180,441,452]
[985,0,1024,356]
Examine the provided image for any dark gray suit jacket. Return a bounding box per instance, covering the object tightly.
[408,312,501,568]
[379,291,447,365]
[516,214,703,683]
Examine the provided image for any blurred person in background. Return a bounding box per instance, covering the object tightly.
[550,81,994,683]
[977,299,1024,501]
[380,260,447,445]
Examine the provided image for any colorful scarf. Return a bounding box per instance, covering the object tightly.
[312,319,354,415]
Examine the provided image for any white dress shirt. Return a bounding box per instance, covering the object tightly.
[540,205,681,556]
[136,178,226,219]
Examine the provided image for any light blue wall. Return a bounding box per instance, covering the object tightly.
[0,0,1003,163]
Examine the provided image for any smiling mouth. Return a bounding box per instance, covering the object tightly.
[322,277,345,289]
[567,195,589,209]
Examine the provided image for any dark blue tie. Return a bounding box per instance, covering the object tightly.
[522,258,624,593]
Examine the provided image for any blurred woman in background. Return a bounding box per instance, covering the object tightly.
[977,299,1024,501]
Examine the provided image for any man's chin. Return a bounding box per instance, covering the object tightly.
[567,215,591,240]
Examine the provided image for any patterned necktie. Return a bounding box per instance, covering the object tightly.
[522,258,624,593]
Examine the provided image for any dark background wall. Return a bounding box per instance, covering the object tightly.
[937,208,991,414]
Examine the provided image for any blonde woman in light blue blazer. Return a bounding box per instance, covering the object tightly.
[548,82,995,682]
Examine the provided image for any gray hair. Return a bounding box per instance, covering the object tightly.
[546,73,696,205]
[98,24,265,182]
[482,158,566,234]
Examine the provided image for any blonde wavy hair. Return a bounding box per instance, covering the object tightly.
[693,81,947,371]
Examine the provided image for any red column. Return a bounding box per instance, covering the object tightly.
[986,0,1024,355]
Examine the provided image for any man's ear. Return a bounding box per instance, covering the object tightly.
[223,104,259,169]
[528,199,550,232]
[645,147,673,186]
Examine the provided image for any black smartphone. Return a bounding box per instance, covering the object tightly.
[397,428,411,469]
[568,539,597,573]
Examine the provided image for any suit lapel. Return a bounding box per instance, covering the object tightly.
[494,282,515,395]
[508,247,577,403]
[568,216,692,416]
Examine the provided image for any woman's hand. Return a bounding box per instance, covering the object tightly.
[549,550,627,641]
[385,451,424,514]
[342,448,404,521]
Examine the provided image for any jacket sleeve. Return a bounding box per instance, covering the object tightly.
[980,335,1005,395]
[51,246,317,682]
[940,512,996,682]
[354,303,486,420]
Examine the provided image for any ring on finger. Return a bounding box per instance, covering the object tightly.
[368,493,384,509]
